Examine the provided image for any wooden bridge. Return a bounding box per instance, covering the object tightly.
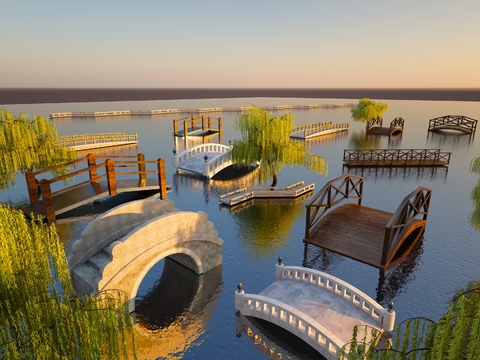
[304,174,432,269]
[427,115,477,134]
[366,117,404,136]
[55,131,138,150]
[290,121,349,139]
[343,149,451,167]
[173,115,222,137]
[235,259,396,360]
[22,153,167,224]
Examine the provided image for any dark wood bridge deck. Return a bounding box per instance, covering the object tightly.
[22,153,168,224]
[343,149,451,167]
[173,115,222,137]
[304,174,432,269]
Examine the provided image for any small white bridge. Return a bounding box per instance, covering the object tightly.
[172,143,233,178]
[235,259,395,360]
[290,121,349,139]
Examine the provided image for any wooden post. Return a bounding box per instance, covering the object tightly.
[138,153,146,185]
[191,115,195,132]
[202,115,206,131]
[25,171,39,204]
[106,159,117,196]
[184,119,188,137]
[157,158,167,200]
[40,179,56,225]
[218,117,223,143]
[87,153,98,183]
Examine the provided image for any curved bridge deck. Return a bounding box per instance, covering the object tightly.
[428,115,477,134]
[236,262,395,360]
[304,174,432,269]
[366,117,404,136]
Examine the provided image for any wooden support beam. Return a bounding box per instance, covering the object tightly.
[158,158,167,200]
[106,159,117,196]
[40,179,55,225]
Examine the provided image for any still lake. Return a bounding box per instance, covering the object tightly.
[2,97,480,359]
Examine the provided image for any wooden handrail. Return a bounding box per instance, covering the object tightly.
[366,117,383,131]
[25,153,167,224]
[382,186,432,267]
[305,174,364,238]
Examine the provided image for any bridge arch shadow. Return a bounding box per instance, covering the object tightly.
[69,198,224,312]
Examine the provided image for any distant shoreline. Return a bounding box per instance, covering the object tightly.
[2,88,480,105]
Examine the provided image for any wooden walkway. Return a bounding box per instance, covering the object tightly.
[366,117,404,136]
[55,132,138,150]
[427,115,477,134]
[219,181,315,206]
[173,115,222,137]
[290,121,349,139]
[22,153,168,224]
[343,149,451,167]
[304,174,432,269]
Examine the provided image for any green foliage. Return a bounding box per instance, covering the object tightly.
[0,108,76,190]
[469,157,480,230]
[0,205,137,359]
[342,282,480,359]
[231,105,327,186]
[350,98,389,123]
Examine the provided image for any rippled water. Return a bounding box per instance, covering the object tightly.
[2,97,480,359]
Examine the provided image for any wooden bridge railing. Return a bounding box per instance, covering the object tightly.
[173,115,222,136]
[366,117,383,131]
[343,149,451,166]
[389,117,405,135]
[382,186,432,267]
[305,174,364,238]
[25,153,167,224]
[291,121,332,133]
[55,132,138,147]
[428,115,478,133]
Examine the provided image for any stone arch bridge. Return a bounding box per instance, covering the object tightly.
[68,198,223,312]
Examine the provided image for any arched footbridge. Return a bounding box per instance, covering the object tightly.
[69,198,224,312]
[172,143,233,178]
[235,259,396,360]
[428,115,477,134]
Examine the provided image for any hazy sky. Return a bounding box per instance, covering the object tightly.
[2,0,479,88]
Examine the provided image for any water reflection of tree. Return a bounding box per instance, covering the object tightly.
[232,201,305,257]
[348,131,383,149]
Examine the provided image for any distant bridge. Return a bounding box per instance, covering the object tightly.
[290,121,349,139]
[235,259,395,360]
[366,117,404,136]
[172,143,233,178]
[427,115,477,134]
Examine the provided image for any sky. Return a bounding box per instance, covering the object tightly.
[1,0,480,89]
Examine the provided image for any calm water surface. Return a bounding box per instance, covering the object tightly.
[2,97,480,359]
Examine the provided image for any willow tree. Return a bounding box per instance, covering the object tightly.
[469,156,480,230]
[342,281,480,359]
[0,108,137,358]
[0,108,76,190]
[230,106,327,187]
[350,98,389,123]
[0,206,137,359]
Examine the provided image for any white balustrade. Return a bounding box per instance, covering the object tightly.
[275,264,395,331]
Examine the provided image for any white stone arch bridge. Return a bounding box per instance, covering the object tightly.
[69,198,224,312]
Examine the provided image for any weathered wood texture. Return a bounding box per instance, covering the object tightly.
[427,115,477,134]
[366,117,404,136]
[343,149,451,167]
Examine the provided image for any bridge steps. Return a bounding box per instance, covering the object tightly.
[71,247,111,295]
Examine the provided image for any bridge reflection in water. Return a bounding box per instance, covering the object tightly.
[133,259,222,359]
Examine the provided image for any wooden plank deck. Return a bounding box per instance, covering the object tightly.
[21,178,164,219]
[174,127,220,137]
[304,203,392,268]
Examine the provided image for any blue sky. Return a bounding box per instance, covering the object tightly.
[2,0,479,88]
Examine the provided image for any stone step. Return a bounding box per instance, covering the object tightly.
[88,251,110,271]
[71,262,100,296]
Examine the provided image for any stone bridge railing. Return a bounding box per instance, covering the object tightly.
[203,151,233,178]
[172,143,230,168]
[275,262,395,331]
[235,290,342,360]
